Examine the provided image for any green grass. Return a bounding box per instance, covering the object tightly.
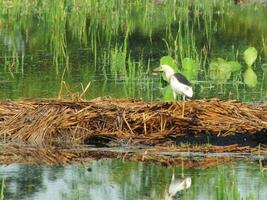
[0,0,235,70]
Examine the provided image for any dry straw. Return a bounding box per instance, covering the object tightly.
[0,98,266,145]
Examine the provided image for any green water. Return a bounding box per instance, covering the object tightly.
[0,160,266,200]
[0,0,266,102]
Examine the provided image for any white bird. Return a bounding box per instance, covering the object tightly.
[166,172,192,200]
[153,64,193,117]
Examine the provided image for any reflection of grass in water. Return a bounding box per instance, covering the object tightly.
[0,178,4,200]
[3,52,24,76]
[263,36,267,57]
[216,170,254,200]
[58,160,265,200]
[60,160,171,200]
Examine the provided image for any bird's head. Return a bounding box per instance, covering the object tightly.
[153,64,175,82]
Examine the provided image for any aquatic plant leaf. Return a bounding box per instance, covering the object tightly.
[162,86,174,101]
[216,58,232,70]
[180,58,198,80]
[181,57,198,71]
[228,61,242,72]
[181,69,197,81]
[244,47,257,67]
[243,67,257,88]
[209,58,232,82]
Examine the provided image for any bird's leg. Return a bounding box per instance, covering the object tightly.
[171,168,175,181]
[172,92,177,105]
[182,95,185,118]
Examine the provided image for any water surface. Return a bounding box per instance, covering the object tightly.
[0,160,266,200]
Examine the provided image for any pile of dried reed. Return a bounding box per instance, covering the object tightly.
[0,98,266,145]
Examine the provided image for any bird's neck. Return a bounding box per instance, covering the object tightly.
[165,71,175,82]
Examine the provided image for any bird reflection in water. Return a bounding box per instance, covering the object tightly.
[165,170,192,200]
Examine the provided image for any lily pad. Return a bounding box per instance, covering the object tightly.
[244,47,257,67]
[181,69,197,81]
[228,61,242,73]
[181,58,198,80]
[181,57,198,71]
[243,66,257,88]
[162,85,174,101]
[209,58,232,82]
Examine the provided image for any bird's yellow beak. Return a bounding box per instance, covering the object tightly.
[152,66,163,72]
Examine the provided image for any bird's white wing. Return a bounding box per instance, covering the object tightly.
[168,177,192,196]
[170,76,193,98]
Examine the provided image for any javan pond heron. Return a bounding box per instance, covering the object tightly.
[153,64,193,117]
